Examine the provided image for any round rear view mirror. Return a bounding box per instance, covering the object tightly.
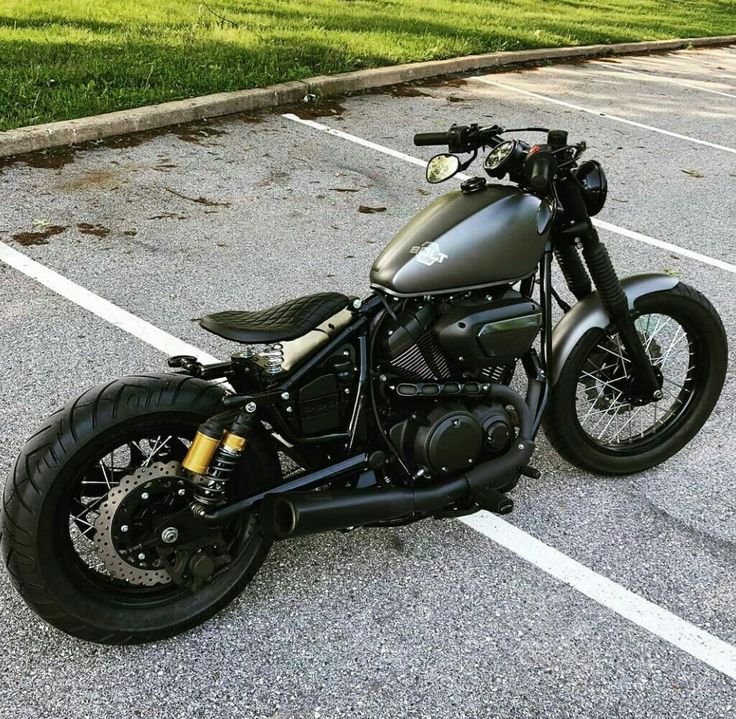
[426,153,461,183]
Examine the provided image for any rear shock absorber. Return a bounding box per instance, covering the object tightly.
[182,410,256,512]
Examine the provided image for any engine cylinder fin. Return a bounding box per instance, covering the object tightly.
[390,331,450,381]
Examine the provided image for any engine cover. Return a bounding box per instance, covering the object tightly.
[433,290,541,366]
[389,403,484,476]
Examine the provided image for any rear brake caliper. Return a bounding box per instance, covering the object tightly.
[94,461,231,590]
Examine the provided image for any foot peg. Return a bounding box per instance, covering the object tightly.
[473,486,514,515]
[520,465,541,479]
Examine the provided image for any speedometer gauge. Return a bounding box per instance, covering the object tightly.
[484,140,517,173]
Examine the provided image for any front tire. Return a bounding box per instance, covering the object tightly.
[1,374,281,644]
[544,283,727,475]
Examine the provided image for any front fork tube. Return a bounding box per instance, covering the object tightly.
[556,176,661,402]
[582,236,662,401]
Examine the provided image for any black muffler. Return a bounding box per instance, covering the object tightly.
[259,438,534,540]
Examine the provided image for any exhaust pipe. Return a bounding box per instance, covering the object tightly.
[260,438,534,540]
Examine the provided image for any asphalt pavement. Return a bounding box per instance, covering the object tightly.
[0,45,735,718]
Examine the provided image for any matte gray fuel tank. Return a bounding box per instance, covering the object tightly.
[370,184,551,297]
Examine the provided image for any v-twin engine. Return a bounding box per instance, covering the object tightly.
[379,289,541,478]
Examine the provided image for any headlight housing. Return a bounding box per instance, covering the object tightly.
[574,160,608,216]
[484,139,526,179]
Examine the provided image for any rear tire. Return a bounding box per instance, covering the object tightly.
[544,283,727,475]
[1,374,281,644]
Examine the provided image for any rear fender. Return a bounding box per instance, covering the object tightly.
[550,273,679,384]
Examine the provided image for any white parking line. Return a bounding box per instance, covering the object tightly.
[592,62,736,100]
[462,513,736,681]
[593,219,736,274]
[0,241,218,363]
[283,114,736,275]
[469,77,736,155]
[2,133,735,684]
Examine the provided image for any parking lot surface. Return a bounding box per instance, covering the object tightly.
[0,45,735,718]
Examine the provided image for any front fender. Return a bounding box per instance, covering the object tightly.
[550,273,679,384]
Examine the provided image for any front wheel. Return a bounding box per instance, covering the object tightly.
[1,374,281,643]
[544,282,728,475]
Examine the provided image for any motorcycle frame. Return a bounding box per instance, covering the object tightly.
[193,172,674,524]
[198,249,554,525]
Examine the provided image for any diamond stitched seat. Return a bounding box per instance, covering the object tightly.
[200,292,352,343]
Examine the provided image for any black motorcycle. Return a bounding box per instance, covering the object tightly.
[2,123,727,643]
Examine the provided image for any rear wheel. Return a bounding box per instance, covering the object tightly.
[544,283,727,474]
[1,374,280,644]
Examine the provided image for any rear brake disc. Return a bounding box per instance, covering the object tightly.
[93,461,188,586]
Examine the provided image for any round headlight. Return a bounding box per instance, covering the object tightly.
[574,160,608,216]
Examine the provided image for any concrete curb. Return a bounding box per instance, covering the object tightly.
[1,35,734,159]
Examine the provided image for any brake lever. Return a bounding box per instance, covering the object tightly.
[552,141,587,167]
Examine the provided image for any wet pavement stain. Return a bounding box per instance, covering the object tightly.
[98,122,227,149]
[416,76,468,89]
[57,170,121,191]
[376,84,431,98]
[0,147,77,172]
[0,120,232,173]
[77,223,111,238]
[172,125,227,144]
[12,225,67,246]
[283,98,346,120]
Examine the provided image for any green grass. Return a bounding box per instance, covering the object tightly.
[1,0,734,131]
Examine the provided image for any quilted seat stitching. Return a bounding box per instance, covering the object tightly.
[200,292,350,343]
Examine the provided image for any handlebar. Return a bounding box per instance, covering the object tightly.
[414,124,580,195]
[413,123,503,154]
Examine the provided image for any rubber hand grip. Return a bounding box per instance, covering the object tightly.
[413,132,450,146]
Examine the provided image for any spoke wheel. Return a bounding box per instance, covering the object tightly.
[2,374,281,643]
[543,283,727,475]
[576,312,696,452]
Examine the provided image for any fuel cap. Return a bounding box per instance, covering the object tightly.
[460,176,487,193]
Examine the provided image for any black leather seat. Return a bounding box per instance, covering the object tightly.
[200,292,352,343]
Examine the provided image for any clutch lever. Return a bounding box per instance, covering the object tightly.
[496,126,550,133]
[457,149,478,171]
